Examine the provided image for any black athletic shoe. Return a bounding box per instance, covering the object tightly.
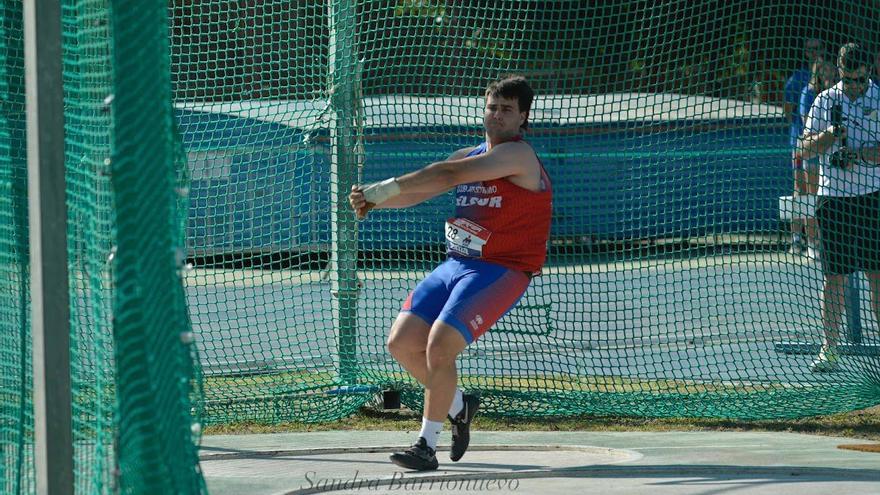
[448,393,480,462]
[389,437,439,471]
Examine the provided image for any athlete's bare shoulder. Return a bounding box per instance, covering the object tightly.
[491,140,540,168]
[487,140,542,190]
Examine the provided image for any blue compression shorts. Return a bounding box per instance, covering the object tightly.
[401,256,531,343]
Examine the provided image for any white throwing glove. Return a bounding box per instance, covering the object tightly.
[361,177,400,206]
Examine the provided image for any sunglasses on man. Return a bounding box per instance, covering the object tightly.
[842,75,869,85]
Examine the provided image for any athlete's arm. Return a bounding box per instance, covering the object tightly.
[374,147,476,208]
[396,141,538,194]
[349,147,475,218]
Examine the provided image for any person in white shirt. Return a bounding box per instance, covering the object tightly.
[799,42,880,372]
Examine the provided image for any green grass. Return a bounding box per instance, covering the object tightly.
[204,404,880,442]
[199,370,880,439]
[204,369,791,397]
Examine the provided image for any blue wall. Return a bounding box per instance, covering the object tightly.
[177,108,789,255]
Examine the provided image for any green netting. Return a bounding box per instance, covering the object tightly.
[62,0,118,491]
[6,2,880,489]
[0,0,204,493]
[170,1,880,425]
[108,0,206,491]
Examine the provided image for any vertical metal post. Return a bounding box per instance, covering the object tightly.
[845,273,861,344]
[328,0,362,384]
[23,0,74,493]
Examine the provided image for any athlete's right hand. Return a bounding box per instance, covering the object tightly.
[349,184,376,220]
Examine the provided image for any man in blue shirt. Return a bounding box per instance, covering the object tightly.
[784,38,825,254]
[798,60,838,260]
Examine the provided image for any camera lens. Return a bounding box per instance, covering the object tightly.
[830,150,844,168]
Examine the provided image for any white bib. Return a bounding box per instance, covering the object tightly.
[445,218,492,257]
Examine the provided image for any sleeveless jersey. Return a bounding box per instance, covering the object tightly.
[446,136,552,273]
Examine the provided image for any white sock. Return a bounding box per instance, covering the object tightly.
[448,388,464,418]
[418,417,443,450]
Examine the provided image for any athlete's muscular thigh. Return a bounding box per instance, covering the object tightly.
[387,312,431,355]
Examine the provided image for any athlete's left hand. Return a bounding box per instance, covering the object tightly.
[349,184,375,220]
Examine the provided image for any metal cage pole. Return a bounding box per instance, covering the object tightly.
[328,0,362,384]
[23,0,73,493]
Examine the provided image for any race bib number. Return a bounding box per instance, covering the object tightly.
[445,218,492,257]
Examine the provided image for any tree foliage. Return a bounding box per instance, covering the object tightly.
[169,1,880,102]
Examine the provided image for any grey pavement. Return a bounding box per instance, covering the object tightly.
[200,430,880,495]
[188,255,880,383]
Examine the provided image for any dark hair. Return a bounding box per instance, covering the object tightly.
[838,42,872,72]
[485,75,534,130]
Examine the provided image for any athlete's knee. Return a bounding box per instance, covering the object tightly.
[387,332,420,358]
[387,314,429,357]
[425,324,467,369]
[426,345,457,370]
[387,338,423,363]
[386,334,404,358]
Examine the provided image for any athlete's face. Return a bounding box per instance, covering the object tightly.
[484,95,526,140]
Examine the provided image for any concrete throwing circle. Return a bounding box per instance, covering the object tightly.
[200,444,643,494]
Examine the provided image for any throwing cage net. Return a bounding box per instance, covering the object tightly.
[1,0,204,492]
[173,2,880,425]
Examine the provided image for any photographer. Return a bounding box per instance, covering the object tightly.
[798,42,880,372]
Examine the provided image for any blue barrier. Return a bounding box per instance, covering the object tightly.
[176,105,789,255]
[177,108,326,254]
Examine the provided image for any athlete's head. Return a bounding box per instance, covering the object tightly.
[484,76,534,138]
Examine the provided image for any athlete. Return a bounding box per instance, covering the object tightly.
[349,76,552,471]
